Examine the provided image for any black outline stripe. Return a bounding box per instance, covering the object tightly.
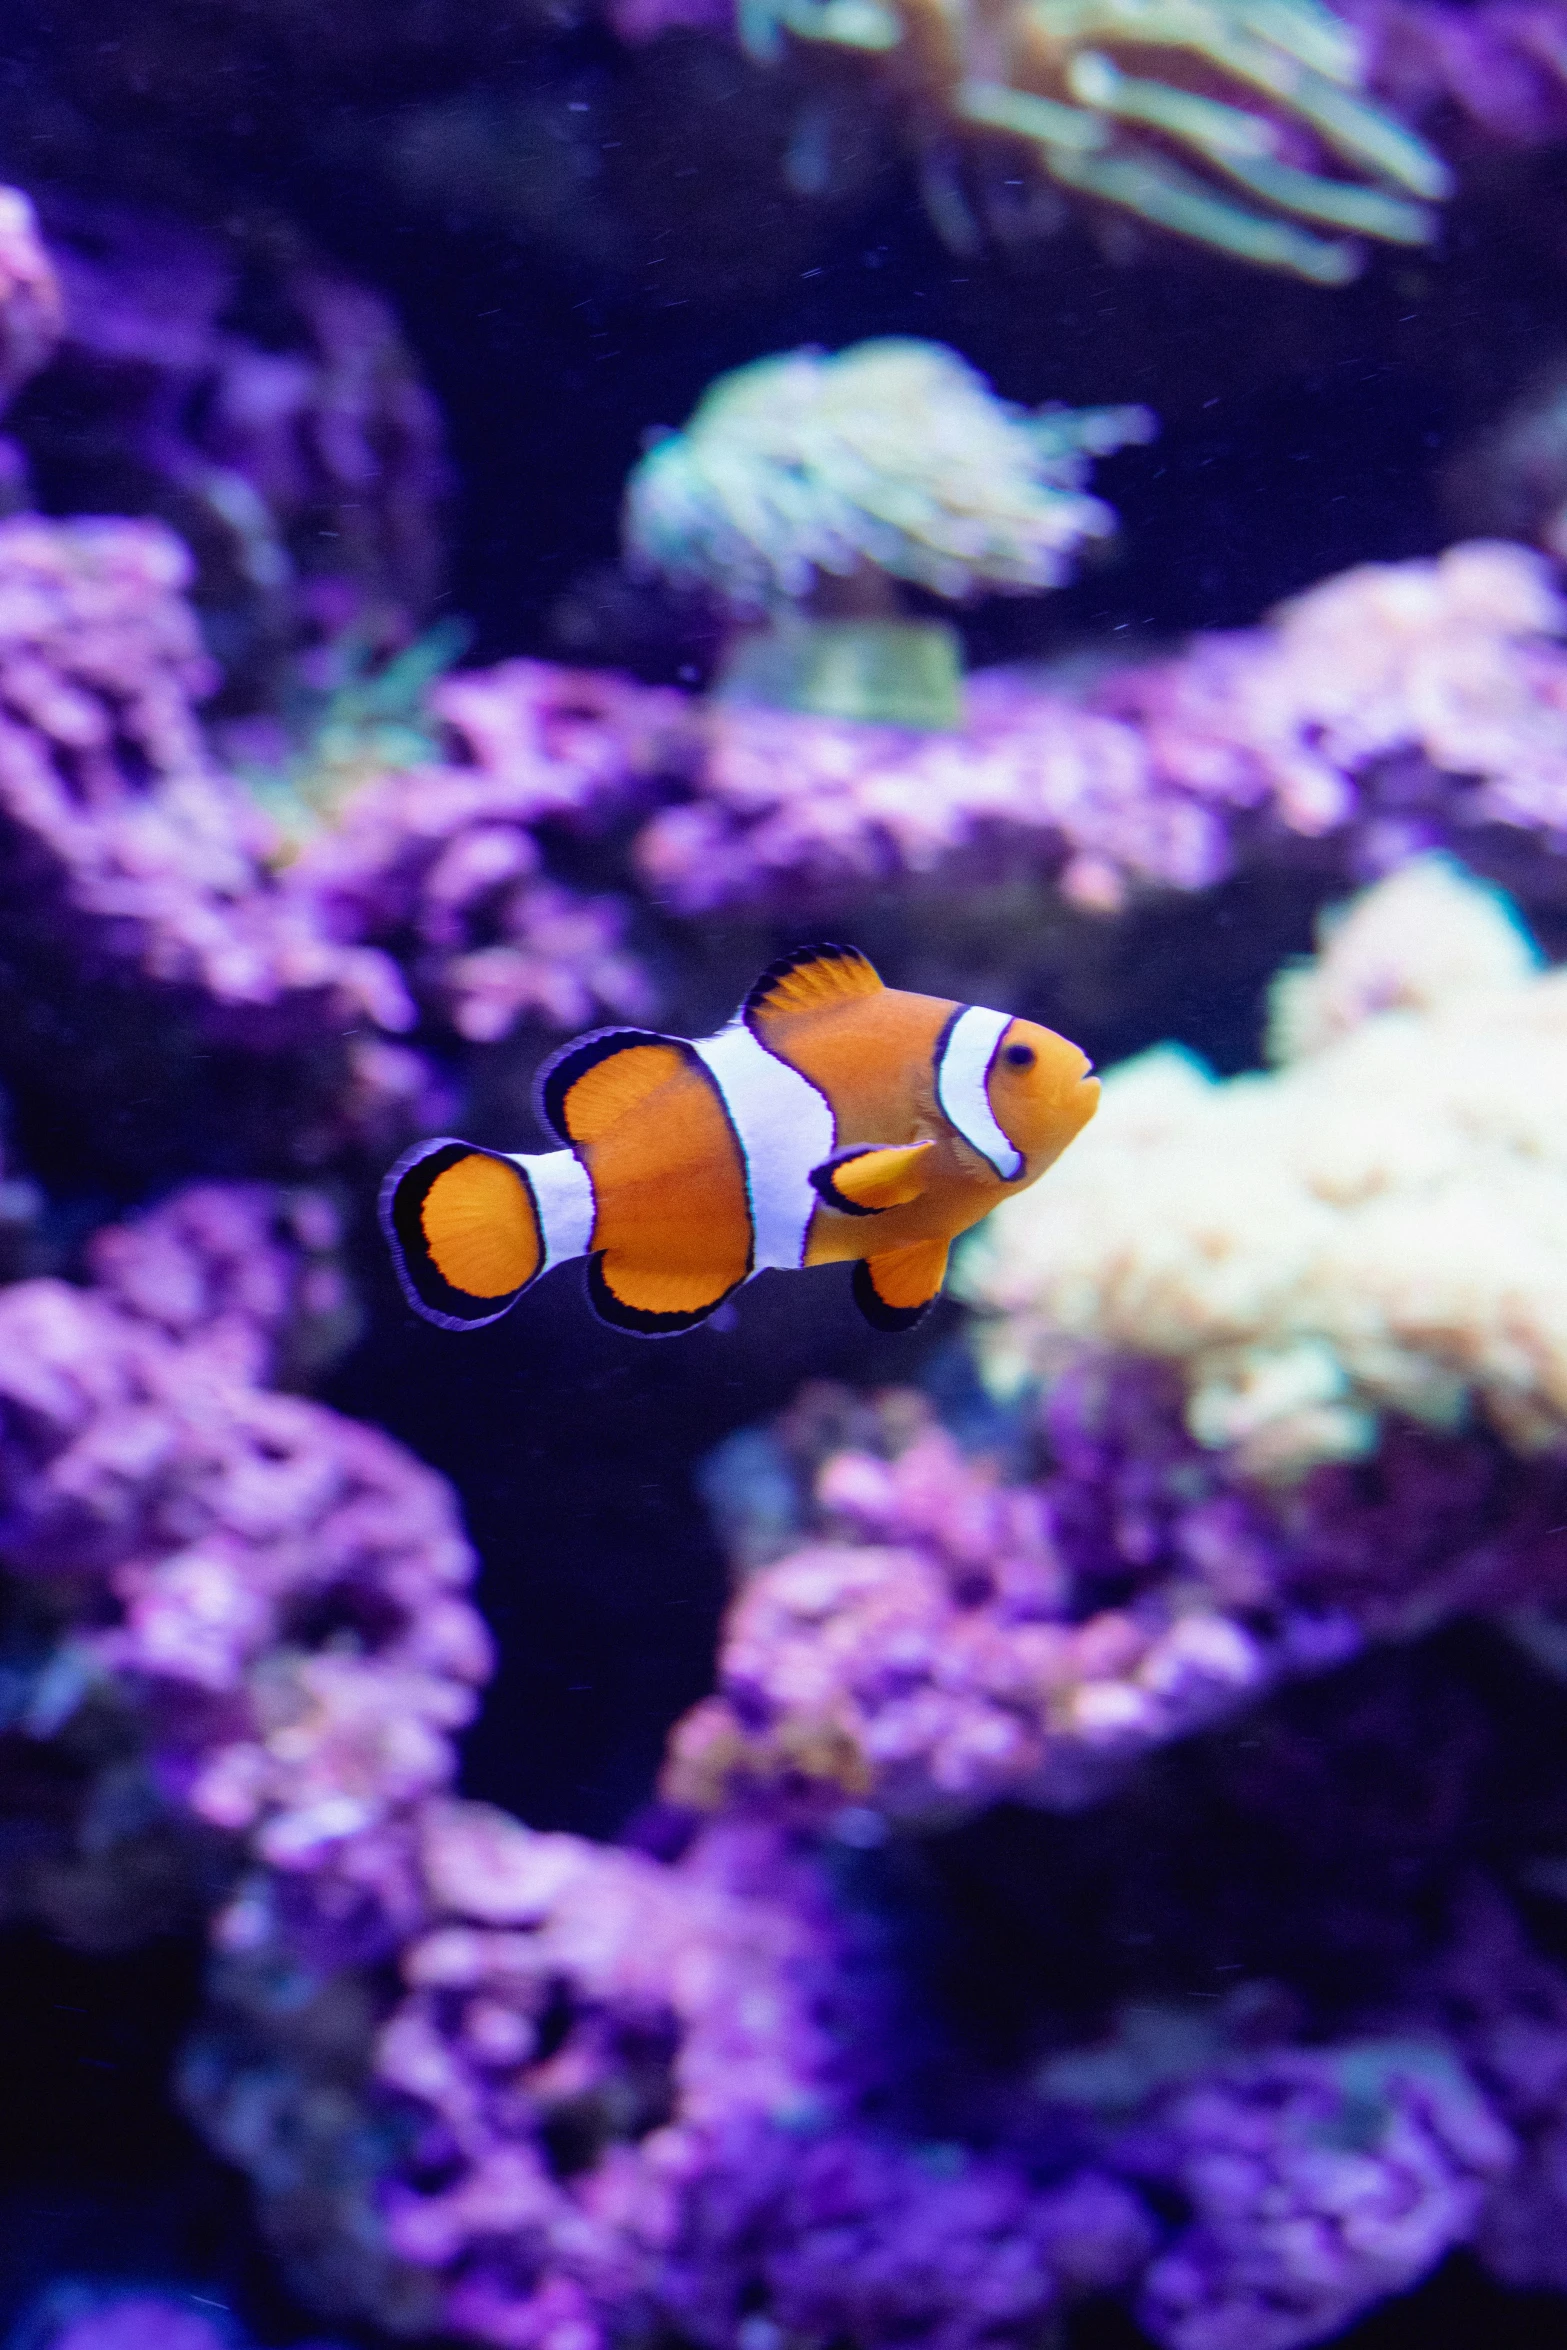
[534,1025,673,1146]
[852,1258,937,1334]
[379,1139,541,1331]
[541,1029,755,1332]
[743,941,882,1031]
[809,1145,895,1218]
[585,1253,740,1338]
[932,1004,1021,1178]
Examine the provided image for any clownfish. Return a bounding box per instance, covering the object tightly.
[381,943,1098,1337]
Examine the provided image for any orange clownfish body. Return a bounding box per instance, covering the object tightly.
[381,943,1099,1337]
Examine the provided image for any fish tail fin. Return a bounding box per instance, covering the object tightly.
[381,1139,545,1330]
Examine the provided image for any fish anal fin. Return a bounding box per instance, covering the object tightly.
[588,1253,737,1337]
[811,1140,936,1216]
[380,1140,541,1330]
[537,1029,683,1146]
[745,942,883,1029]
[853,1238,949,1332]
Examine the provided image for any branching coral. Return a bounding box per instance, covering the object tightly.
[624,339,1153,614]
[698,0,1454,278]
[961,858,1567,1477]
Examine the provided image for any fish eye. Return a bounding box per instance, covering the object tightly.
[1003,1042,1036,1070]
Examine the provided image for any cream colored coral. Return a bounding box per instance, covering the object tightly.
[958,861,1567,1478]
[624,338,1153,613]
[1268,853,1541,1061]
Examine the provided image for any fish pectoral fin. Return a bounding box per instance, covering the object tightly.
[810,1140,937,1216]
[588,1251,740,1337]
[381,1140,541,1330]
[744,941,883,1030]
[852,1238,950,1332]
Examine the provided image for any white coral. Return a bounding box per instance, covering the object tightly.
[623,337,1154,612]
[1268,854,1542,1062]
[958,861,1567,1478]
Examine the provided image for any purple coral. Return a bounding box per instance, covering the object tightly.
[7,2285,346,2350]
[0,510,406,1023]
[0,1190,486,1918]
[669,1368,1567,1826]
[632,541,1567,917]
[1114,2042,1513,2350]
[12,193,451,673]
[287,659,682,1042]
[84,1180,359,1388]
[368,1803,852,2348]
[659,2122,1152,2350]
[0,507,451,1167]
[668,1382,1333,1823]
[190,1794,1152,2350]
[1351,0,1567,150]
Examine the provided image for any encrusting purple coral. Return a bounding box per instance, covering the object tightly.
[1110,2039,1513,2350]
[187,1793,1158,2350]
[285,659,676,1044]
[0,506,451,1172]
[0,509,403,1021]
[84,1180,360,1389]
[181,1638,1567,2350]
[0,1181,486,1937]
[7,192,452,687]
[666,1367,1567,1826]
[632,540,1567,918]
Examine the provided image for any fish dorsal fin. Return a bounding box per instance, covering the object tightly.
[536,1026,677,1145]
[744,943,883,1030]
[810,1140,935,1216]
